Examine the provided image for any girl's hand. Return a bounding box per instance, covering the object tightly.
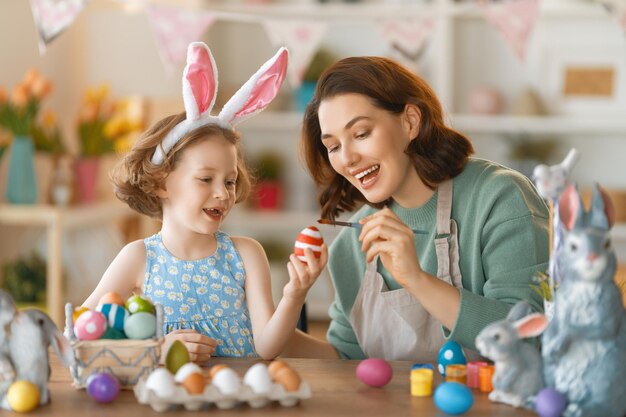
[284,244,328,304]
[162,329,218,364]
[359,207,423,289]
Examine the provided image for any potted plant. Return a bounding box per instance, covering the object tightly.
[252,151,285,211]
[294,48,338,112]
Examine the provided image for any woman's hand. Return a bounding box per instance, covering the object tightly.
[359,207,424,289]
[284,244,328,304]
[162,329,217,364]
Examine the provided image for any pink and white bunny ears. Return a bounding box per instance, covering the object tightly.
[151,42,289,165]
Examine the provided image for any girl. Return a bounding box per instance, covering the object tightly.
[83,43,327,361]
[290,56,549,361]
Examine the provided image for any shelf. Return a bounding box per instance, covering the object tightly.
[239,111,626,136]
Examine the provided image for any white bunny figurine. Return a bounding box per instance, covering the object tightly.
[532,148,579,202]
[5,309,75,407]
[475,300,548,408]
[0,290,16,398]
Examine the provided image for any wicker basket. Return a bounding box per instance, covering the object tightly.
[64,302,164,389]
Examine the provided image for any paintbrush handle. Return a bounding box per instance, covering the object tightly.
[320,219,429,235]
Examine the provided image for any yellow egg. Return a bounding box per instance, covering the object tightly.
[73,306,90,323]
[7,380,40,413]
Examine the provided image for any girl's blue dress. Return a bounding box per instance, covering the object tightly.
[143,231,257,357]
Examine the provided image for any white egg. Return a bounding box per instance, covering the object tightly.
[243,363,272,395]
[212,368,240,396]
[145,368,177,398]
[174,362,203,384]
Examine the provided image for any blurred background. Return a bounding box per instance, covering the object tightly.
[1,0,625,330]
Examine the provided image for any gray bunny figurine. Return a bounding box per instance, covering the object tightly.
[542,184,626,417]
[475,300,548,408]
[0,290,16,398]
[5,309,75,407]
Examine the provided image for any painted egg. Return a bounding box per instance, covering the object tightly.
[96,303,129,332]
[243,363,272,395]
[356,358,393,388]
[125,294,154,314]
[74,310,107,341]
[212,368,241,396]
[7,380,40,412]
[101,327,126,340]
[86,372,120,403]
[166,340,190,374]
[434,382,474,415]
[437,340,467,376]
[175,363,203,384]
[535,387,568,417]
[72,306,90,323]
[98,291,125,306]
[145,368,177,398]
[123,312,156,340]
[294,226,323,263]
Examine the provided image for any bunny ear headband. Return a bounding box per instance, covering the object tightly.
[151,42,289,165]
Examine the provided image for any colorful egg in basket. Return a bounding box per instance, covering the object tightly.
[64,301,164,389]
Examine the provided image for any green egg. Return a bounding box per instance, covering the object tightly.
[123,312,156,339]
[166,340,190,374]
[101,326,126,340]
[125,295,155,314]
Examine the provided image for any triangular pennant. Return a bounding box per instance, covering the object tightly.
[599,0,626,33]
[378,18,435,73]
[146,4,216,75]
[29,0,88,54]
[482,0,539,62]
[262,19,328,88]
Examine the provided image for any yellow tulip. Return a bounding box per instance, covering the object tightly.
[78,103,98,123]
[42,110,57,127]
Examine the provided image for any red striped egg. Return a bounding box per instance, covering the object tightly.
[294,226,324,263]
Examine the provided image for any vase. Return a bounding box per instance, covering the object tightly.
[74,157,99,204]
[5,135,38,204]
[254,181,283,210]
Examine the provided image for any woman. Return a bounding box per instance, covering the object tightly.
[291,56,549,362]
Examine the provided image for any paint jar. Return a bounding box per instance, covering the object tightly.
[478,365,495,393]
[467,361,489,389]
[445,364,467,384]
[410,368,434,397]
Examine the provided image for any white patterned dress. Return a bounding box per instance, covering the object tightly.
[143,231,256,357]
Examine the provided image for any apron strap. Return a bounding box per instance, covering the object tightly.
[436,179,453,238]
[435,179,460,286]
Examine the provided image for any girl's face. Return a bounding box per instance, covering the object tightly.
[159,135,238,235]
[318,93,421,206]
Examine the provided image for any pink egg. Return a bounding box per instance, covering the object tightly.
[294,226,323,263]
[74,310,108,341]
[356,358,393,388]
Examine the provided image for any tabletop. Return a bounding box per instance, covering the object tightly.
[38,356,538,417]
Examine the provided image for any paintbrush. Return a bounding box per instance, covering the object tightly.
[318,219,429,235]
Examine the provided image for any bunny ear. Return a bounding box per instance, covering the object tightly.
[514,313,548,339]
[590,183,615,229]
[559,184,582,231]
[218,47,288,127]
[182,42,218,121]
[506,300,531,321]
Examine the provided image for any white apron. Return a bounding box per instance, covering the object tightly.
[349,180,464,362]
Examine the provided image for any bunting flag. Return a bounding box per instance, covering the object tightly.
[29,0,88,54]
[598,0,626,33]
[146,4,216,75]
[482,0,539,62]
[378,18,435,73]
[262,19,328,88]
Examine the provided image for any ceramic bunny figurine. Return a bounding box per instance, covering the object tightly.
[3,309,75,408]
[475,300,547,408]
[542,184,626,417]
[532,148,579,202]
[0,290,16,398]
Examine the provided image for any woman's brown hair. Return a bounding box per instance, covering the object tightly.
[301,56,474,220]
[111,112,252,219]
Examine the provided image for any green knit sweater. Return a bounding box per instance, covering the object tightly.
[326,158,550,359]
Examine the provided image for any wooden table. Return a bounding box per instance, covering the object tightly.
[0,202,135,326]
[43,356,537,417]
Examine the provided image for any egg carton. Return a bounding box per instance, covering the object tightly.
[64,302,164,389]
[133,377,312,412]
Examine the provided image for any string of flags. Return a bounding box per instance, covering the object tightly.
[27,0,625,86]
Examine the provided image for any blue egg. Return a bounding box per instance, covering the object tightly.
[437,340,467,376]
[434,382,474,415]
